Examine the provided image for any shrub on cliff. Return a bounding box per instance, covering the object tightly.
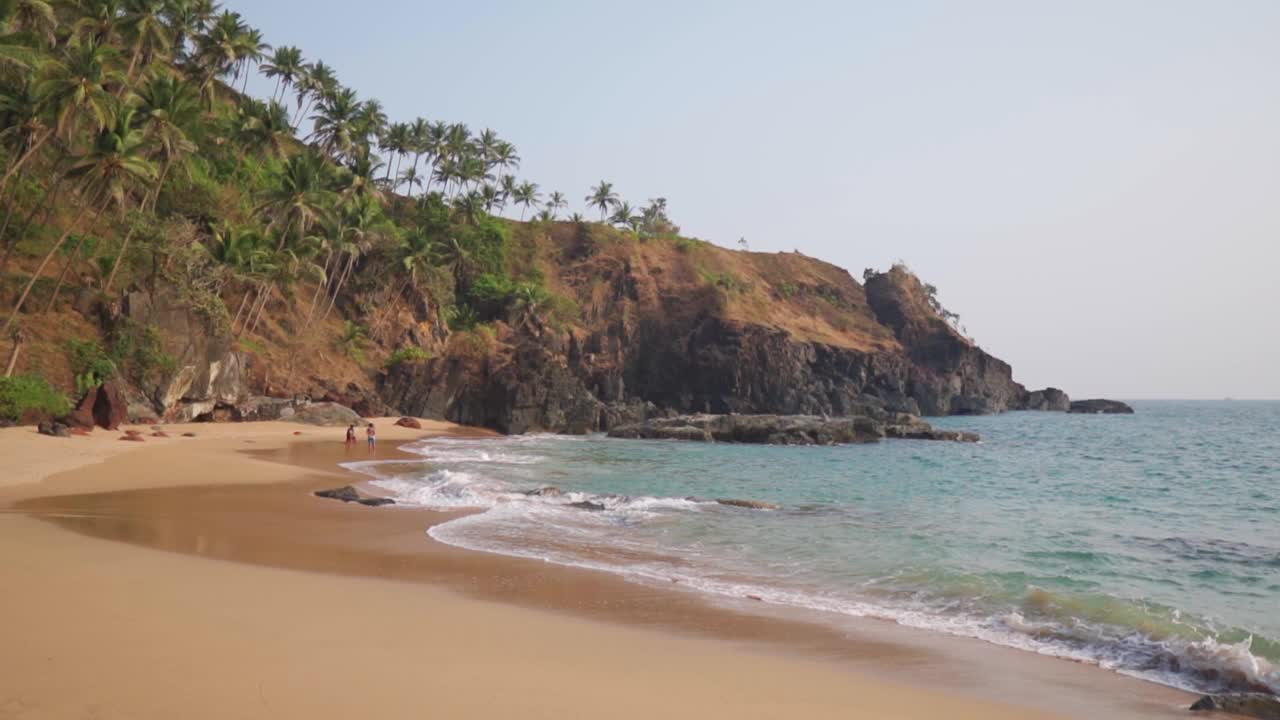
[0,375,70,424]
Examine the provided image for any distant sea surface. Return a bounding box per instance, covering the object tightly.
[354,401,1280,694]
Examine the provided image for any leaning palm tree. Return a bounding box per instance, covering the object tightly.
[4,106,157,335]
[256,150,333,253]
[586,180,618,221]
[397,164,422,196]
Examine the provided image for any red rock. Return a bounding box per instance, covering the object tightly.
[395,417,423,429]
[124,429,142,436]
[65,387,99,429]
[70,428,91,437]
[93,383,128,430]
[151,431,169,438]
[119,435,145,442]
[293,431,302,435]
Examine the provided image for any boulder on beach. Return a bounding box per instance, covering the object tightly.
[1190,693,1280,719]
[314,485,396,507]
[395,416,423,429]
[37,421,70,438]
[290,402,363,427]
[119,434,145,442]
[1068,399,1134,414]
[64,382,128,431]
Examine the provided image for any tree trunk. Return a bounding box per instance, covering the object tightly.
[3,329,22,378]
[0,172,67,280]
[0,130,52,197]
[2,193,100,338]
[44,231,89,313]
[230,286,252,331]
[320,254,354,324]
[303,248,334,328]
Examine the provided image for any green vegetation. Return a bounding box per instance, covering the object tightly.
[385,345,429,368]
[0,0,683,391]
[0,374,69,422]
[699,268,748,294]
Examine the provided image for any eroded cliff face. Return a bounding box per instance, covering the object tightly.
[380,226,1055,432]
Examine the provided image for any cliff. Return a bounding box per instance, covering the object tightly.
[377,225,1057,432]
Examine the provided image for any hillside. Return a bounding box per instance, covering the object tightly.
[0,2,1063,431]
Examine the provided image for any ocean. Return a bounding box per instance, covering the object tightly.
[352,401,1280,695]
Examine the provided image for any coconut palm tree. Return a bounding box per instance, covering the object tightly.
[120,0,172,84]
[546,191,566,219]
[512,180,540,221]
[236,97,292,162]
[4,105,157,335]
[256,149,333,253]
[308,85,359,159]
[397,164,422,196]
[260,45,302,102]
[610,200,634,229]
[586,180,618,221]
[6,0,57,47]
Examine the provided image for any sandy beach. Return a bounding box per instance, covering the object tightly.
[0,420,1198,719]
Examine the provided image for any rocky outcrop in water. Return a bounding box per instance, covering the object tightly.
[1068,399,1134,414]
[1022,387,1071,412]
[608,412,976,445]
[1190,693,1280,719]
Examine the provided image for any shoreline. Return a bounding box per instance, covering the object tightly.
[1,421,1196,719]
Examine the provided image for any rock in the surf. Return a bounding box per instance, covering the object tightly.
[716,498,780,510]
[1068,399,1135,414]
[569,500,606,511]
[1190,693,1280,719]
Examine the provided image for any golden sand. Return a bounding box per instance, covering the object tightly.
[0,420,1194,719]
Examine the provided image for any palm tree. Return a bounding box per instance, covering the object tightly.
[308,85,359,159]
[512,180,540,220]
[236,97,292,162]
[261,45,303,102]
[4,106,157,335]
[120,0,172,84]
[0,38,121,195]
[586,180,618,220]
[103,72,199,293]
[406,116,429,180]
[71,0,125,47]
[546,191,566,219]
[6,0,56,47]
[397,165,422,196]
[257,150,333,253]
[610,200,634,229]
[378,121,410,183]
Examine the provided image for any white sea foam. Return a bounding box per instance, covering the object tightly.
[361,435,1280,696]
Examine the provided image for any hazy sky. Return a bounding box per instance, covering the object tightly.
[233,1,1280,399]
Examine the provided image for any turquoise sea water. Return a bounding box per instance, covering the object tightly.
[357,401,1280,694]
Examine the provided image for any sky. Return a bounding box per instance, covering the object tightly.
[231,0,1280,399]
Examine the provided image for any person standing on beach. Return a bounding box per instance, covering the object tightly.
[366,423,376,452]
[345,424,356,448]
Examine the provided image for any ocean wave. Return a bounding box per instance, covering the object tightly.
[356,433,1280,697]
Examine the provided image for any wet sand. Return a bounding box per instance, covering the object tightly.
[0,422,1197,719]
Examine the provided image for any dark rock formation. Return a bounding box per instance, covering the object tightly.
[1022,387,1071,412]
[569,500,606,511]
[609,412,972,446]
[1190,694,1280,719]
[291,402,363,427]
[37,421,70,438]
[314,485,396,507]
[394,416,422,429]
[1069,399,1135,414]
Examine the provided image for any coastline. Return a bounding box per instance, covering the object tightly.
[0,421,1196,719]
